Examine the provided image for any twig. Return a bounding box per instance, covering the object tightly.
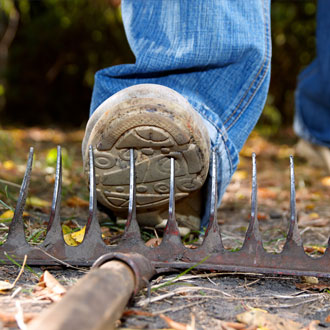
[258,297,322,309]
[153,301,202,315]
[15,301,27,330]
[35,248,88,273]
[138,286,232,307]
[237,278,260,288]
[0,179,21,189]
[12,255,27,287]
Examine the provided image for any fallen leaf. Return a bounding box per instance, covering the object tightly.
[325,315,330,323]
[123,310,154,317]
[0,311,37,327]
[63,226,86,246]
[0,210,29,221]
[145,237,162,247]
[160,314,195,330]
[237,308,301,330]
[0,210,14,220]
[3,160,16,170]
[257,212,268,221]
[304,246,326,254]
[295,282,330,291]
[34,270,66,302]
[321,176,330,187]
[301,276,318,284]
[66,196,89,208]
[0,280,14,291]
[309,212,319,220]
[258,187,277,199]
[26,196,51,208]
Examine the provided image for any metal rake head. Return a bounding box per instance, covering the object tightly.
[0,146,329,277]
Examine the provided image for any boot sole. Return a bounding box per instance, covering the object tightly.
[83,84,210,221]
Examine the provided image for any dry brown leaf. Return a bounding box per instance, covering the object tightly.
[145,237,162,247]
[295,282,330,291]
[122,310,154,317]
[301,276,318,284]
[34,270,66,302]
[325,315,330,323]
[65,196,89,208]
[236,308,301,330]
[258,187,277,199]
[160,314,195,330]
[0,280,14,291]
[0,311,37,327]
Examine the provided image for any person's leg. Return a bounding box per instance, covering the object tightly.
[294,0,330,147]
[294,0,330,173]
[84,0,271,228]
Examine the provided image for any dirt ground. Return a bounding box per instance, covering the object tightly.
[0,128,329,329]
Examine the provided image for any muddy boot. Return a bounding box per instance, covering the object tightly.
[82,84,210,231]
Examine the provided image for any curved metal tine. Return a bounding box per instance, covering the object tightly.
[242,153,261,246]
[202,149,223,250]
[6,147,34,243]
[283,156,302,249]
[122,148,141,240]
[84,146,102,239]
[161,157,181,245]
[47,145,62,233]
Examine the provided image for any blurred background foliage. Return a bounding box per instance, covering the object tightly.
[0,0,317,133]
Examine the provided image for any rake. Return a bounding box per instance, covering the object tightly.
[0,146,329,330]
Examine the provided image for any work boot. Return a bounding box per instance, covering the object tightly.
[82,84,210,231]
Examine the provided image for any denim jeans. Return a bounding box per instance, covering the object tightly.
[90,0,272,228]
[294,0,330,148]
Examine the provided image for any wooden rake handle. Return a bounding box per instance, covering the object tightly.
[28,253,155,330]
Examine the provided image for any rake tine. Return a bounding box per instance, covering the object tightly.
[283,156,302,250]
[42,146,65,249]
[202,149,223,251]
[161,157,182,245]
[122,148,141,241]
[83,146,103,242]
[242,153,262,247]
[47,146,62,233]
[6,147,34,244]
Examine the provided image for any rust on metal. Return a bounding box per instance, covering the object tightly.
[0,146,329,278]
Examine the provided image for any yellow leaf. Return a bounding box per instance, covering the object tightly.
[71,226,85,243]
[321,176,330,187]
[0,210,29,220]
[0,210,14,220]
[309,212,319,219]
[63,226,86,246]
[3,160,16,170]
[61,224,72,235]
[63,233,78,246]
[26,196,51,208]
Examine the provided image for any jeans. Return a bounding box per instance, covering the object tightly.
[90,0,272,228]
[294,0,330,148]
